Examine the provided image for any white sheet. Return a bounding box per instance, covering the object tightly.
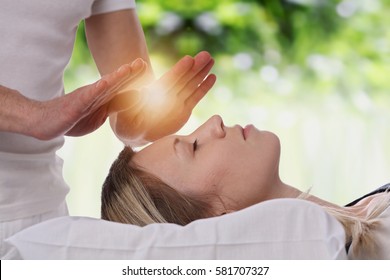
[4,198,347,259]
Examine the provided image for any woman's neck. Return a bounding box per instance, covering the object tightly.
[269,180,340,208]
[272,180,372,218]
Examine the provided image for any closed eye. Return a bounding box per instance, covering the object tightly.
[193,139,198,152]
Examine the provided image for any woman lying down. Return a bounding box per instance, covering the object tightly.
[101,115,390,259]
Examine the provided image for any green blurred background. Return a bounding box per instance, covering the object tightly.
[59,0,390,218]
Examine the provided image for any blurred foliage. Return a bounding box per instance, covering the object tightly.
[66,0,390,100]
[137,0,343,60]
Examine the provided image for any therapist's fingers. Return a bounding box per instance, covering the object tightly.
[171,51,213,93]
[153,55,194,91]
[185,74,216,109]
[176,58,215,99]
[104,59,147,95]
[86,59,147,113]
[74,61,137,108]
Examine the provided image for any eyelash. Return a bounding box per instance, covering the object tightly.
[193,139,198,152]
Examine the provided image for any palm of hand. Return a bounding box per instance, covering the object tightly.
[64,60,147,138]
[112,85,193,144]
[110,52,216,145]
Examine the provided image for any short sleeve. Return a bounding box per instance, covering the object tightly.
[91,0,136,16]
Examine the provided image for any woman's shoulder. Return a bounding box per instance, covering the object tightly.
[345,183,390,207]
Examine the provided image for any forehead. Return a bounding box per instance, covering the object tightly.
[132,135,196,189]
[133,135,177,167]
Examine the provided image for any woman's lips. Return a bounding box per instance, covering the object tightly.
[243,124,254,140]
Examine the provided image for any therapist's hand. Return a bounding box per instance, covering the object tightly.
[109,51,216,145]
[63,59,147,138]
[0,59,147,140]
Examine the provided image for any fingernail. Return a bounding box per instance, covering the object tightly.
[117,64,128,74]
[131,58,144,71]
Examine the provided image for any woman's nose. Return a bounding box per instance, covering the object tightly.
[195,115,226,139]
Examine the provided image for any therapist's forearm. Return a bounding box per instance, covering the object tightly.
[85,9,153,78]
[0,85,37,136]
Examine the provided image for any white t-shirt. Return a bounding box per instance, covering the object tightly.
[0,0,136,221]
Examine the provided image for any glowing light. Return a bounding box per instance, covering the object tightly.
[141,86,169,111]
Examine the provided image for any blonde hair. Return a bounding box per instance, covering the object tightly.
[298,191,390,257]
[101,146,215,226]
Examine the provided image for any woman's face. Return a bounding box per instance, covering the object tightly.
[133,115,282,213]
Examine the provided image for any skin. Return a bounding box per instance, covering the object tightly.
[134,115,298,213]
[133,115,379,216]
